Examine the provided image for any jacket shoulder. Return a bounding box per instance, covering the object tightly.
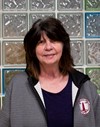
[11,71,28,81]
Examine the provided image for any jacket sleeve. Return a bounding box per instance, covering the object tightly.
[0,80,13,127]
[93,88,100,127]
[87,80,100,127]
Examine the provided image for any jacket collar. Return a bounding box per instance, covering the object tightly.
[28,76,47,120]
[30,78,78,106]
[72,82,78,105]
[27,69,90,106]
[34,81,46,107]
[69,69,90,88]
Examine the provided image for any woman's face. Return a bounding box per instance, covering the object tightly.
[35,32,63,67]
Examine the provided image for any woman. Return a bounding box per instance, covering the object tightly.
[0,17,100,127]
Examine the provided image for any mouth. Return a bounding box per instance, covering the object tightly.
[44,54,55,58]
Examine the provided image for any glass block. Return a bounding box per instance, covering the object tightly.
[2,13,28,39]
[86,68,100,94]
[3,0,27,11]
[2,41,26,65]
[58,13,83,37]
[86,40,100,65]
[57,0,83,11]
[2,68,25,94]
[85,0,100,11]
[0,14,1,37]
[0,41,1,65]
[71,40,84,65]
[29,0,55,11]
[29,13,55,28]
[0,0,2,10]
[85,13,100,38]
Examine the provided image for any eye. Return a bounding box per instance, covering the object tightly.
[50,39,55,43]
[38,40,44,44]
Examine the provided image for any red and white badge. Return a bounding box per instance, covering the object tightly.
[79,98,90,115]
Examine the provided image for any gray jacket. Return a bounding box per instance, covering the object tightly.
[0,69,100,127]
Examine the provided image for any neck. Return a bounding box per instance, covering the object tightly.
[40,65,61,79]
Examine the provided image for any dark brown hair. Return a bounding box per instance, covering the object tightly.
[24,17,74,79]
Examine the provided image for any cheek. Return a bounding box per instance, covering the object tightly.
[35,46,43,59]
[36,45,40,54]
[58,44,63,54]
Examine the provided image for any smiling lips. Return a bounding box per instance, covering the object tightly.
[44,54,55,58]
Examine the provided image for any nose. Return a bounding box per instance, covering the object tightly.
[44,41,53,50]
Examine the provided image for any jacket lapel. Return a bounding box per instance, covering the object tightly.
[72,82,78,106]
[28,77,47,121]
[34,82,45,107]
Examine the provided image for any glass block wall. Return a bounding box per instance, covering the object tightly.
[0,0,100,108]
